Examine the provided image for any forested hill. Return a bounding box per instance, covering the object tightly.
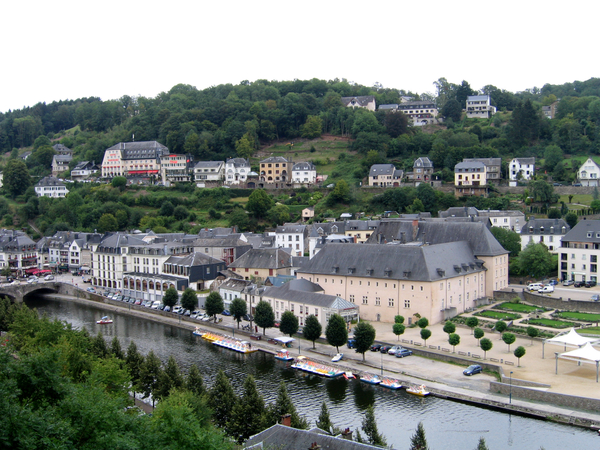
[1,77,599,167]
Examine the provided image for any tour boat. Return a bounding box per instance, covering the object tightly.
[291,358,345,378]
[380,378,402,390]
[213,337,258,354]
[343,371,356,380]
[201,332,222,342]
[192,327,203,337]
[96,316,113,325]
[406,384,430,397]
[275,349,294,362]
[332,353,344,362]
[360,374,382,385]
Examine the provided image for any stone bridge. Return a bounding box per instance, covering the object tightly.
[0,281,73,302]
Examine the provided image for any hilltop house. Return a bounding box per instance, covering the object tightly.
[193,161,224,185]
[577,158,600,186]
[368,164,403,187]
[51,144,73,177]
[466,95,496,118]
[509,157,536,186]
[101,141,168,179]
[70,161,99,181]
[224,158,251,186]
[379,100,439,126]
[463,158,501,184]
[35,176,68,198]
[292,162,317,184]
[259,156,291,187]
[341,96,376,111]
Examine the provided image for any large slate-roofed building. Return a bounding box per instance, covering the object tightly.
[101,141,169,178]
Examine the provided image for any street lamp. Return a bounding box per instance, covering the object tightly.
[509,371,513,404]
[380,350,383,376]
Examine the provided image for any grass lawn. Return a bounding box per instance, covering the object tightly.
[526,318,575,329]
[494,302,546,313]
[557,312,600,322]
[476,310,522,320]
[579,327,600,336]
[557,194,593,206]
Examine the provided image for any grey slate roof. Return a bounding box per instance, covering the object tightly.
[106,141,169,160]
[369,164,402,177]
[263,279,358,309]
[514,157,535,165]
[464,158,501,167]
[276,224,306,234]
[413,157,433,169]
[245,424,384,450]
[53,154,72,163]
[455,160,485,172]
[229,248,293,269]
[36,176,66,187]
[467,95,490,102]
[398,100,436,109]
[365,219,507,257]
[310,222,346,236]
[226,157,250,167]
[561,220,600,243]
[260,156,289,164]
[378,103,398,110]
[52,143,72,154]
[193,161,224,169]
[438,206,480,218]
[219,278,251,291]
[299,241,485,282]
[520,218,569,235]
[341,96,375,107]
[164,252,223,267]
[292,161,316,171]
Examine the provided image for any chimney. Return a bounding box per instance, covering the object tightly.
[341,428,353,440]
[353,235,357,244]
[412,220,419,241]
[281,414,291,427]
[308,443,321,450]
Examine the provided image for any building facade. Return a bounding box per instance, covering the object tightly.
[101,141,168,179]
[454,161,488,197]
[341,96,376,111]
[193,161,224,184]
[466,95,496,119]
[509,157,535,186]
[35,176,68,198]
[368,164,403,187]
[559,220,600,283]
[259,156,290,186]
[224,158,251,185]
[520,218,570,253]
[292,162,317,184]
[577,158,600,186]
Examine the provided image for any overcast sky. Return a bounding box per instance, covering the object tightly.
[2,1,597,113]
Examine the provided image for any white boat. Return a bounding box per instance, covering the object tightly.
[343,371,356,380]
[192,327,203,337]
[380,378,402,390]
[406,384,430,397]
[96,316,113,325]
[275,349,294,362]
[332,353,344,362]
[360,374,382,385]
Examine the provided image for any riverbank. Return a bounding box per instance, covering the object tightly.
[40,292,600,431]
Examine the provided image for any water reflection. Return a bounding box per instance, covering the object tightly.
[26,295,599,450]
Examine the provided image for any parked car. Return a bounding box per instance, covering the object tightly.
[201,314,211,321]
[128,297,136,304]
[134,299,143,305]
[528,283,544,291]
[27,276,39,284]
[563,280,574,286]
[370,344,382,352]
[172,305,182,314]
[553,182,563,186]
[463,364,482,376]
[222,309,231,316]
[387,345,403,355]
[151,301,161,309]
[163,305,171,312]
[547,279,558,286]
[86,287,96,293]
[190,310,200,319]
[274,321,280,328]
[573,183,583,187]
[379,345,392,354]
[538,285,554,294]
[574,281,585,288]
[395,348,413,358]
[347,339,356,349]
[243,314,254,321]
[44,274,55,281]
[585,280,597,288]
[591,294,599,302]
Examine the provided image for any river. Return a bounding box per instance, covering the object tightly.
[26,295,597,450]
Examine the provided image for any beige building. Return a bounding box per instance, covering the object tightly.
[454,160,488,197]
[368,164,403,187]
[228,248,293,281]
[259,156,290,187]
[160,154,191,185]
[297,242,489,326]
[101,141,168,178]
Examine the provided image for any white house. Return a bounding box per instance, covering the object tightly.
[275,223,308,257]
[35,176,68,198]
[509,157,535,186]
[193,161,224,185]
[466,95,496,119]
[224,158,251,185]
[577,158,600,186]
[341,96,376,111]
[71,161,99,181]
[292,162,316,184]
[560,220,600,283]
[520,218,570,253]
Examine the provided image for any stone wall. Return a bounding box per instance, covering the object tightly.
[523,290,600,314]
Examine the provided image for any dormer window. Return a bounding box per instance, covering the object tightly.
[403,270,411,277]
[588,232,593,238]
[540,226,544,234]
[348,267,356,274]
[529,227,534,234]
[384,268,392,277]
[332,265,339,274]
[366,268,374,276]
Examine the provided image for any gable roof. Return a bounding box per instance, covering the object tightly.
[562,220,600,243]
[260,156,289,164]
[341,96,375,107]
[512,157,535,165]
[292,161,316,171]
[194,161,224,169]
[263,279,357,309]
[229,248,293,269]
[520,218,570,235]
[413,157,433,168]
[164,252,223,267]
[369,164,402,178]
[36,176,66,188]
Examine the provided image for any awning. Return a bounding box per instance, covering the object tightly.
[273,337,295,344]
[127,170,159,174]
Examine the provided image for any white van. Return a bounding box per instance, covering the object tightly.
[528,283,544,291]
[172,305,182,314]
[151,301,161,309]
[538,285,554,294]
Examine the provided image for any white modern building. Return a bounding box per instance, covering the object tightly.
[559,220,600,283]
[35,176,68,198]
[509,157,535,186]
[466,95,496,119]
[193,161,225,185]
[292,162,317,184]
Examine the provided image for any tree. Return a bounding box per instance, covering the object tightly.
[393,323,405,341]
[417,317,429,329]
[409,421,429,450]
[449,333,460,353]
[353,321,376,361]
[235,136,254,159]
[110,336,124,360]
[592,200,600,214]
[502,332,516,352]
[565,212,578,228]
[514,346,526,366]
[455,80,475,107]
[266,204,291,225]
[316,401,333,433]
[246,189,274,218]
[361,405,386,446]
[138,350,162,407]
[98,213,118,232]
[163,287,178,309]
[526,326,539,345]
[517,242,554,278]
[125,341,144,398]
[544,145,563,172]
[443,321,456,336]
[267,381,307,429]
[303,314,322,348]
[3,159,31,198]
[466,317,479,334]
[475,437,489,450]
[441,98,462,122]
[205,291,224,322]
[254,300,275,335]
[173,205,188,221]
[300,115,323,139]
[480,338,493,359]
[208,370,237,431]
[495,320,507,335]
[394,315,404,324]
[528,180,555,203]
[547,208,562,219]
[326,179,351,205]
[474,328,484,346]
[180,288,198,312]
[420,328,432,346]
[185,363,204,396]
[490,227,522,257]
[384,111,409,138]
[229,298,247,329]
[159,201,175,217]
[111,176,127,189]
[228,375,266,443]
[279,310,299,337]
[325,313,348,353]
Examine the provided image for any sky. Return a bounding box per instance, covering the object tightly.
[2,1,597,113]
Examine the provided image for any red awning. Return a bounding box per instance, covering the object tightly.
[127,170,159,174]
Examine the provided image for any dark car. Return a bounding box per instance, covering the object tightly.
[370,344,382,352]
[379,345,392,354]
[347,339,356,349]
[463,364,482,376]
[585,280,597,288]
[243,314,254,321]
[395,348,413,358]
[222,309,231,316]
[574,281,585,288]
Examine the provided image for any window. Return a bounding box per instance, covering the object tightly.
[375,297,380,306]
[349,295,355,303]
[404,299,410,308]
[362,296,368,304]
[388,298,394,307]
